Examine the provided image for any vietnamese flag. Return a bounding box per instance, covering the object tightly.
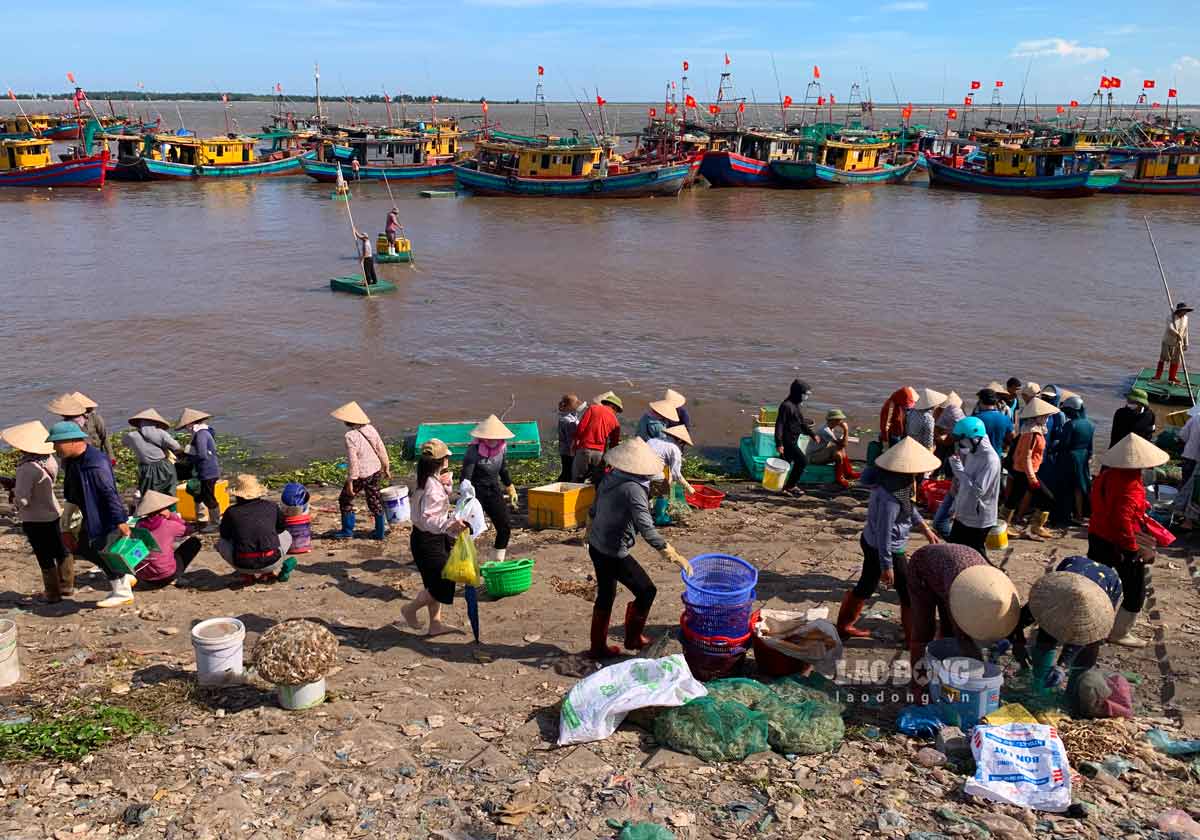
[995,80,1004,88]
[1056,104,1065,114]
[595,95,606,106]
[1169,88,1178,98]
[685,94,697,108]
[970,80,981,90]
[683,60,689,72]
[947,108,958,119]
[1143,79,1155,89]
[666,103,677,115]
[964,95,973,106]
[1100,76,1110,89]
[724,53,731,65]
[66,72,76,84]
[1070,99,1079,107]
[783,95,793,107]
[648,107,657,117]
[1111,77,1122,88]
[1152,102,1161,108]
[482,100,488,113]
[813,65,821,79]
[738,101,745,113]
[830,94,836,105]
[902,103,913,120]
[817,96,825,105]
[537,65,544,76]
[708,104,721,114]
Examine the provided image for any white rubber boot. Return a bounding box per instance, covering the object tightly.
[1108,608,1148,648]
[493,548,507,563]
[97,576,134,608]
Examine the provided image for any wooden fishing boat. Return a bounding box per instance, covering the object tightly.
[769,135,917,187]
[0,114,53,140]
[926,144,1123,197]
[0,138,107,187]
[303,127,459,182]
[1103,147,1200,195]
[699,128,807,187]
[455,137,689,198]
[116,133,310,180]
[330,276,397,295]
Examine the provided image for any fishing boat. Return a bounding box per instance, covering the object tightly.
[926,143,1123,197]
[0,138,107,187]
[455,137,689,198]
[1103,147,1200,195]
[114,133,310,180]
[769,135,917,187]
[698,128,807,187]
[302,127,458,183]
[0,114,52,140]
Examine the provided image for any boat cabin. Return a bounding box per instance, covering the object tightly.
[0,114,52,135]
[0,138,52,171]
[815,138,891,171]
[983,145,1086,177]
[149,134,258,166]
[713,128,804,162]
[1132,149,1200,179]
[474,140,606,178]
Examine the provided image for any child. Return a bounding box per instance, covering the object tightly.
[131,490,201,587]
[1,421,68,603]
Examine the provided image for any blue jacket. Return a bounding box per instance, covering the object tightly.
[189,427,220,481]
[63,444,127,546]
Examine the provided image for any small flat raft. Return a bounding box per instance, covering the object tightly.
[375,252,411,263]
[329,276,397,296]
[420,189,456,198]
[1132,367,1200,405]
[374,234,413,263]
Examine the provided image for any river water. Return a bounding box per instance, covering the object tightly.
[2,101,1196,461]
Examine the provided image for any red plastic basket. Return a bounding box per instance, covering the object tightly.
[920,479,952,513]
[679,610,759,651]
[685,485,726,510]
[751,634,812,677]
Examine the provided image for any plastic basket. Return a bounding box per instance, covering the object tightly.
[682,595,755,638]
[681,633,749,682]
[920,479,952,513]
[685,485,726,510]
[679,610,759,652]
[480,557,534,597]
[681,554,759,606]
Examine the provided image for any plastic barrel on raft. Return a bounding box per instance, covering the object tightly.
[762,458,790,491]
[191,617,246,686]
[380,486,410,523]
[0,619,19,688]
[283,514,312,554]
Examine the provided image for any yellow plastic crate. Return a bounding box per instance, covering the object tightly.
[527,482,595,530]
[175,480,231,523]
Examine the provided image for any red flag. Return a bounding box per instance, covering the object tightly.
[947,108,958,119]
[66,72,76,84]
[738,101,745,113]
[970,80,981,90]
[221,93,228,103]
[817,96,825,106]
[275,83,282,93]
[724,53,731,65]
[1111,77,1121,88]
[1143,79,1155,89]
[964,95,973,106]
[537,65,544,76]
[813,65,820,79]
[995,80,1004,88]
[682,60,689,72]
[708,104,721,114]
[665,103,677,115]
[383,93,390,103]
[648,107,657,117]
[783,95,792,107]
[829,94,836,105]
[901,103,913,120]
[1152,101,1161,108]
[431,95,439,103]
[1169,88,1178,98]
[595,95,606,106]
[1056,104,1065,114]
[6,88,14,101]
[685,94,697,108]
[1100,76,1110,89]
[481,100,488,113]
[1070,99,1079,107]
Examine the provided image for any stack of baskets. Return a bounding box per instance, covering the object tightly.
[679,554,759,681]
[280,482,312,554]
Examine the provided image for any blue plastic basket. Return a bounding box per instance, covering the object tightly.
[681,554,759,606]
[682,594,756,638]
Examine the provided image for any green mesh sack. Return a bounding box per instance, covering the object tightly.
[667,482,691,521]
[653,697,769,762]
[760,696,845,755]
[705,678,775,709]
[770,675,845,713]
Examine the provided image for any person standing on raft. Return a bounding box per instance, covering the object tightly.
[774,379,816,496]
[585,438,692,659]
[385,207,401,255]
[461,414,519,563]
[1153,301,1191,384]
[354,229,378,285]
[330,401,391,541]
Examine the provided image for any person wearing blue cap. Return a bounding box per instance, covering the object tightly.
[46,420,134,608]
[946,416,1002,557]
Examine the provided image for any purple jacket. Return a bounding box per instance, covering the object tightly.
[63,444,126,547]
[188,427,220,481]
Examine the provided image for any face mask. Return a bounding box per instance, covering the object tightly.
[956,441,972,455]
[799,392,810,404]
[1127,402,1140,411]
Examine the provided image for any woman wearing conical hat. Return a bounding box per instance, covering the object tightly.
[130,491,202,588]
[1006,396,1060,541]
[1,421,68,603]
[460,415,518,563]
[1088,434,1169,648]
[123,409,183,498]
[330,401,392,541]
[47,392,114,463]
[176,408,222,531]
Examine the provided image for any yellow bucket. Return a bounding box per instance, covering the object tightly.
[986,522,1008,550]
[762,457,790,492]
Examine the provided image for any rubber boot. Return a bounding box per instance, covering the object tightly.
[97,576,134,609]
[834,456,851,489]
[624,602,653,650]
[1029,645,1058,695]
[331,511,355,539]
[1154,359,1166,380]
[277,557,298,582]
[836,591,872,639]
[371,513,387,540]
[1169,361,1182,385]
[844,453,861,480]
[493,548,507,563]
[40,568,62,604]
[57,556,75,596]
[1026,510,1052,541]
[1108,608,1148,647]
[586,608,620,659]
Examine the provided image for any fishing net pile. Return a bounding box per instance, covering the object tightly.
[253,620,339,686]
[653,676,845,762]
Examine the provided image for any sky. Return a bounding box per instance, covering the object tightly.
[8,0,1200,103]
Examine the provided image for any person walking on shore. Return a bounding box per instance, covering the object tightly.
[1008,396,1059,540]
[2,421,68,603]
[1051,396,1094,525]
[123,409,183,499]
[461,415,519,563]
[330,401,391,541]
[946,417,1001,556]
[1109,388,1155,447]
[879,386,917,448]
[572,392,623,483]
[177,408,222,532]
[775,379,816,496]
[1153,301,1191,384]
[402,439,467,637]
[556,394,586,482]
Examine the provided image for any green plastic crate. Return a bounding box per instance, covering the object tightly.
[415,420,541,462]
[739,436,835,485]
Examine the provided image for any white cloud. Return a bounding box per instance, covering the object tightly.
[1174,56,1200,71]
[1010,37,1109,62]
[882,1,927,9]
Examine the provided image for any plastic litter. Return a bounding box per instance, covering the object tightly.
[964,723,1072,812]
[1146,728,1200,756]
[896,704,945,737]
[877,809,908,830]
[614,822,676,840]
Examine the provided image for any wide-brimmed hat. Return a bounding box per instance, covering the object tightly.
[176,407,212,428]
[73,392,98,410]
[471,414,515,440]
[648,399,680,423]
[605,438,664,477]
[331,401,370,425]
[1101,433,1170,470]
[875,437,941,474]
[1174,302,1194,314]
[1125,388,1150,407]
[420,438,451,460]
[663,388,687,408]
[913,388,948,411]
[0,421,55,455]
[664,424,693,446]
[45,420,88,443]
[231,473,266,500]
[596,392,624,412]
[1020,382,1043,400]
[948,565,1022,642]
[47,393,87,417]
[1029,571,1116,646]
[984,381,1007,393]
[129,408,170,427]
[1020,396,1059,420]
[826,408,847,421]
[940,391,963,409]
[135,490,178,517]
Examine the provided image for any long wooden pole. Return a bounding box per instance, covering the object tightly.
[341,168,370,297]
[1146,216,1193,405]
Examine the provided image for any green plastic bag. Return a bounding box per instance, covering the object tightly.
[616,822,676,840]
[442,531,480,585]
[653,696,769,762]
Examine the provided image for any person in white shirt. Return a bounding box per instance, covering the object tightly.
[1154,302,1192,385]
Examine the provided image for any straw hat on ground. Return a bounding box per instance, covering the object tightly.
[875,437,941,474]
[135,490,178,517]
[0,421,55,455]
[648,399,681,423]
[664,424,693,446]
[230,474,266,500]
[471,414,515,440]
[1029,571,1116,646]
[913,388,948,411]
[663,389,687,408]
[1101,434,1170,470]
[73,392,98,410]
[948,565,1022,642]
[1020,396,1060,420]
[47,393,87,417]
[595,392,624,412]
[420,438,451,460]
[176,408,212,429]
[129,408,170,428]
[605,438,665,477]
[331,401,370,425]
[940,391,963,409]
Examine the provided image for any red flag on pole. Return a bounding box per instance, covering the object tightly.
[995,80,1004,88]
[738,101,745,113]
[947,108,958,119]
[964,95,973,106]
[813,65,821,79]
[1143,79,1155,89]
[783,95,792,107]
[482,100,488,113]
[1169,88,1178,98]
[665,103,677,115]
[275,83,282,93]
[1152,101,1161,108]
[6,88,14,101]
[724,53,731,65]
[708,104,721,114]
[1056,104,1065,114]
[817,96,825,105]
[595,95,606,107]
[682,60,689,72]
[1100,76,1110,89]
[901,103,913,120]
[383,93,390,103]
[537,65,544,76]
[829,94,836,105]
[1111,77,1122,88]
[66,72,76,84]
[685,94,697,108]
[648,107,657,117]
[1070,99,1079,107]
[970,80,981,90]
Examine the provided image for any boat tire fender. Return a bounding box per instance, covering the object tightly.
[590,179,602,192]
[192,166,203,177]
[648,169,658,181]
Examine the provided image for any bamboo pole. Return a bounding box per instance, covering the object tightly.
[1145,216,1193,405]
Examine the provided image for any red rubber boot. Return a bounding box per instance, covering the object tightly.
[836,591,872,639]
[834,456,851,489]
[586,608,620,659]
[1169,361,1182,385]
[843,452,861,480]
[624,602,653,650]
[1154,359,1166,380]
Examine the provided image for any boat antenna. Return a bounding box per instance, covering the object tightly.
[1146,216,1195,405]
[1014,57,1034,126]
[382,85,393,128]
[770,53,786,129]
[314,62,323,127]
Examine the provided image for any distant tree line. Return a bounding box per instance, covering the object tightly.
[11,91,521,104]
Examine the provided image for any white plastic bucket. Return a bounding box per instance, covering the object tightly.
[381,486,410,523]
[925,638,1003,728]
[0,619,19,688]
[762,458,791,492]
[191,617,246,686]
[278,677,326,710]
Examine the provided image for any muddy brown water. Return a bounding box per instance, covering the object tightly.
[2,101,1197,462]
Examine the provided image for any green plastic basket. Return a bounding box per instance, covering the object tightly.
[480,558,534,597]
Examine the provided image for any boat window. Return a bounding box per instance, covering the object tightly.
[541,153,550,168]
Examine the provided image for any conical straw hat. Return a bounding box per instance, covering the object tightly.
[605,438,665,477]
[913,388,948,411]
[1019,396,1059,420]
[1100,433,1170,470]
[176,407,212,429]
[471,414,515,440]
[230,473,266,500]
[648,399,681,423]
[664,424,693,446]
[331,401,370,425]
[72,392,98,410]
[135,490,178,517]
[129,408,169,427]
[1029,570,1116,646]
[874,437,941,474]
[47,393,86,416]
[948,565,1022,642]
[663,389,687,408]
[940,391,963,408]
[0,421,54,455]
[984,381,1007,393]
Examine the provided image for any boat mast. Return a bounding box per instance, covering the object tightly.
[533,66,550,132]
[314,62,323,127]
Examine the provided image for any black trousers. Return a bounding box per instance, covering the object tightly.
[852,535,910,606]
[198,478,220,509]
[23,520,66,570]
[1009,471,1052,512]
[1087,533,1147,613]
[558,455,573,483]
[476,485,511,550]
[363,256,378,285]
[589,544,657,613]
[781,441,807,490]
[948,521,989,560]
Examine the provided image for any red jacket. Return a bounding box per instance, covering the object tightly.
[573,403,621,453]
[880,387,916,441]
[1089,468,1146,552]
